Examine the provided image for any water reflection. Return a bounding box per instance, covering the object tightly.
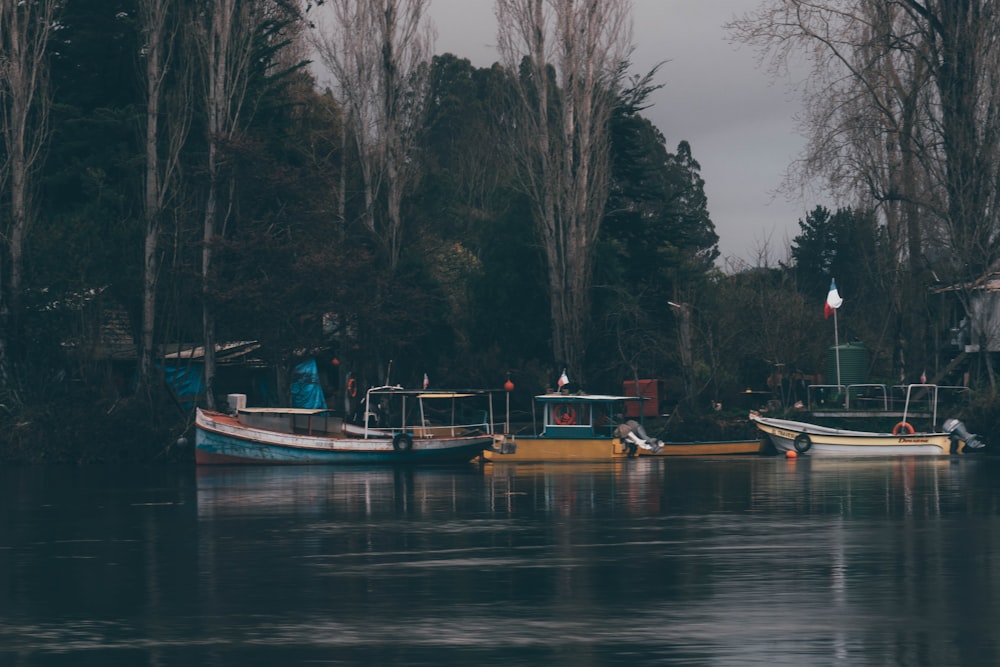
[2,458,1000,666]
[194,457,993,520]
[751,456,975,516]
[196,464,484,519]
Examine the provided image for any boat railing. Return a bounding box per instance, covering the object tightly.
[846,384,888,410]
[807,384,847,410]
[807,383,970,424]
[890,384,968,406]
[409,410,493,438]
[810,382,915,411]
[899,383,937,427]
[894,384,969,428]
[358,385,496,438]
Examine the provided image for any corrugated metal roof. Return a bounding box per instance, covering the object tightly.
[932,272,1000,293]
[161,341,262,363]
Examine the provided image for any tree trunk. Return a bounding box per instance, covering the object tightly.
[196,0,259,409]
[0,0,57,388]
[139,0,164,395]
[497,0,630,375]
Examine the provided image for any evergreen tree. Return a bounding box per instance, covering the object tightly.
[593,74,719,400]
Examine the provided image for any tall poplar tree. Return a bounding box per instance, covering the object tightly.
[193,0,303,407]
[312,0,434,272]
[0,0,59,389]
[137,0,192,395]
[495,0,632,378]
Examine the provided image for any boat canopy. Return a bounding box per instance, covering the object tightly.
[534,393,645,403]
[357,385,498,437]
[362,385,494,398]
[532,393,648,438]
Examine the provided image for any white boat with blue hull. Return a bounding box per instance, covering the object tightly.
[195,389,497,465]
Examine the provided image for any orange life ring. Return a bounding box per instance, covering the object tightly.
[892,421,915,435]
[553,404,576,425]
[347,377,357,398]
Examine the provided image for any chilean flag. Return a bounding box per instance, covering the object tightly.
[824,279,843,319]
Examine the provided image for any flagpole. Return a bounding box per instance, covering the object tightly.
[833,307,842,399]
[826,278,844,405]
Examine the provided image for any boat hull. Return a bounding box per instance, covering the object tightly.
[751,413,956,456]
[482,436,627,462]
[483,392,762,463]
[481,436,762,462]
[195,409,491,465]
[655,439,763,456]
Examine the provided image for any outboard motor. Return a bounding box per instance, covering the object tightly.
[943,418,986,452]
[615,419,663,455]
[491,434,517,455]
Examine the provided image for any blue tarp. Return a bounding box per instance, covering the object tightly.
[290,357,327,409]
[161,357,325,410]
[162,363,205,410]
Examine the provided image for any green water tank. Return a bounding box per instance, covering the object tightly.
[827,342,867,386]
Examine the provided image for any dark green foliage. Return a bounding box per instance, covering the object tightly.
[601,71,719,292]
[789,205,880,301]
[698,267,823,407]
[36,3,147,302]
[37,106,143,300]
[788,206,897,380]
[591,71,720,399]
[408,55,550,387]
[0,389,186,464]
[49,0,142,112]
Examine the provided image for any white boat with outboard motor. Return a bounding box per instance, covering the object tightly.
[750,383,986,456]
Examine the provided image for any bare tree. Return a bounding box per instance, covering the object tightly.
[905,2,1000,267]
[312,0,434,270]
[0,0,58,389]
[137,0,192,394]
[193,0,264,409]
[191,0,308,407]
[495,0,632,376]
[729,0,1000,385]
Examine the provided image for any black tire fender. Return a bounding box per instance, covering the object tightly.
[793,433,812,453]
[392,432,413,452]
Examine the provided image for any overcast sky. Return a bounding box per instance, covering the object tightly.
[426,0,812,266]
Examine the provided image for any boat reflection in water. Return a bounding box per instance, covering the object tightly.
[196,458,764,521]
[196,454,980,521]
[195,464,486,519]
[481,459,762,516]
[752,454,977,516]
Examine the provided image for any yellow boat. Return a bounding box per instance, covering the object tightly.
[483,393,762,462]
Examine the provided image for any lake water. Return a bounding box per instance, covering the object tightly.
[2,455,999,666]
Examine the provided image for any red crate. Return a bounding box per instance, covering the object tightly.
[623,379,659,417]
